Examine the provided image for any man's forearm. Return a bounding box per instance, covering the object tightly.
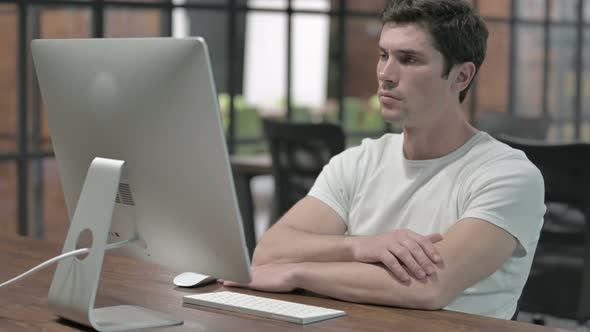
[291,262,446,310]
[253,225,354,265]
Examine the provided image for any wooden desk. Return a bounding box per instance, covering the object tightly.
[230,154,273,257]
[0,235,566,332]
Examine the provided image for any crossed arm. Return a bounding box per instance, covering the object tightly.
[225,196,517,310]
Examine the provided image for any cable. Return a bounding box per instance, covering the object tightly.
[0,238,137,289]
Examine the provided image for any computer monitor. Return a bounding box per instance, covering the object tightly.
[31,37,251,331]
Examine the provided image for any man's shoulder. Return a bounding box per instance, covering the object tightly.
[464,133,543,185]
[467,132,530,165]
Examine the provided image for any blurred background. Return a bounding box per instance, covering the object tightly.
[0,0,589,326]
[1,0,589,244]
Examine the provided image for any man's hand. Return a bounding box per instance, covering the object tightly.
[222,264,298,293]
[350,229,443,282]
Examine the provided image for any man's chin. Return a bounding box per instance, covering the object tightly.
[380,107,407,123]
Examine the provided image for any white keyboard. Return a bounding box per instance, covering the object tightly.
[183,291,346,324]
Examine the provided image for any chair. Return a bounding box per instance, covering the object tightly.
[496,134,590,325]
[262,119,345,223]
[475,112,550,140]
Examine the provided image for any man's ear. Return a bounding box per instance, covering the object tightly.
[453,62,476,93]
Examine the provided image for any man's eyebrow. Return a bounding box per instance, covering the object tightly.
[396,49,425,57]
[377,47,426,57]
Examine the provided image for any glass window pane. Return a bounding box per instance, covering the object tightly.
[0,4,17,153]
[185,0,228,4]
[476,23,510,116]
[39,8,92,38]
[514,0,582,23]
[248,0,287,10]
[293,0,331,12]
[105,8,164,37]
[546,27,577,142]
[0,162,17,236]
[516,0,545,20]
[240,11,287,154]
[479,0,511,19]
[243,11,287,110]
[514,26,544,117]
[550,0,577,22]
[291,9,330,123]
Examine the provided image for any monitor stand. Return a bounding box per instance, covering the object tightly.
[47,157,183,331]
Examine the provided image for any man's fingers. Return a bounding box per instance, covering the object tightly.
[222,280,246,288]
[401,239,437,277]
[426,233,443,243]
[389,245,426,280]
[381,253,410,282]
[410,233,443,264]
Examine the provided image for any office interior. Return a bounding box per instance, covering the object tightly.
[0,0,589,330]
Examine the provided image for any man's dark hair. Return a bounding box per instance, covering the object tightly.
[381,0,488,103]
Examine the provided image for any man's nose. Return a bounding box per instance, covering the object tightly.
[378,60,400,86]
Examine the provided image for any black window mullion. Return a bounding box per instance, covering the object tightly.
[337,0,346,124]
[573,0,584,139]
[542,0,550,118]
[469,0,480,124]
[31,5,44,239]
[227,0,237,154]
[93,0,104,38]
[17,1,29,236]
[507,0,517,116]
[160,0,173,37]
[286,0,293,120]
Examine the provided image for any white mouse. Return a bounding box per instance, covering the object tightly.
[173,272,216,287]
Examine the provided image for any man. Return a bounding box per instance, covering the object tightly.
[224,0,545,320]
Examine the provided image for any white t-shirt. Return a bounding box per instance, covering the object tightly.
[308,131,546,319]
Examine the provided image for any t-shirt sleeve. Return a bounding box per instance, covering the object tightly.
[460,155,546,257]
[308,145,364,226]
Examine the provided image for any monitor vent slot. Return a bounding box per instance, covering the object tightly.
[115,182,135,206]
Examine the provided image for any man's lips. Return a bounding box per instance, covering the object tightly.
[379,92,402,103]
[379,91,401,99]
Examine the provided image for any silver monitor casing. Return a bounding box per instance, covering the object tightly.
[32,37,251,331]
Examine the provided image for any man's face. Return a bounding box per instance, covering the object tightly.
[377,22,455,128]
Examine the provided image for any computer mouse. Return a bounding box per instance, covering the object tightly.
[173,272,216,288]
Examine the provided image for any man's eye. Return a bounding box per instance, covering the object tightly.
[379,53,388,60]
[400,56,417,64]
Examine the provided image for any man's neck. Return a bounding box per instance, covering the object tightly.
[402,109,478,161]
